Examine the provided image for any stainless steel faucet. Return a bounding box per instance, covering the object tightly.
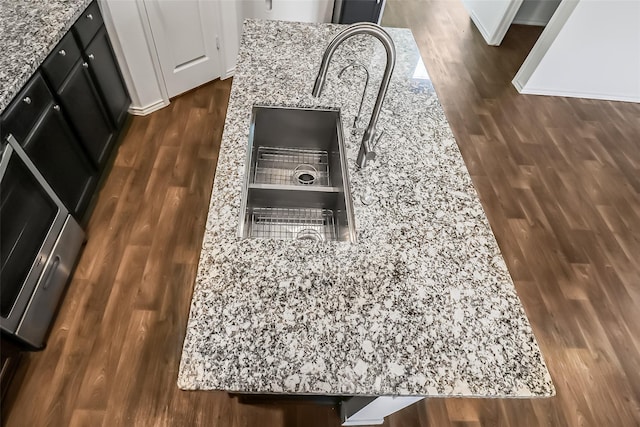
[312,23,396,168]
[338,62,370,133]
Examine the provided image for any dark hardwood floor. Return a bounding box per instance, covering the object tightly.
[3,0,640,426]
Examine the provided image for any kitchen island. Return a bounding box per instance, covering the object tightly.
[178,19,553,403]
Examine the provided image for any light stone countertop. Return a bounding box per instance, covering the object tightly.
[0,0,92,113]
[177,19,554,398]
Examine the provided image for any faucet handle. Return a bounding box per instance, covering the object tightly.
[373,129,385,148]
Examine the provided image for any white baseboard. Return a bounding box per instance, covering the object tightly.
[468,10,492,45]
[516,87,640,104]
[511,18,547,26]
[468,1,523,46]
[222,66,235,80]
[512,78,525,93]
[128,99,170,116]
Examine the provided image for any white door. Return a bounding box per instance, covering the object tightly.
[461,0,524,45]
[144,0,223,97]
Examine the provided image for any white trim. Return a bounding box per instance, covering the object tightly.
[512,77,525,93]
[136,0,171,103]
[517,87,640,104]
[468,10,492,44]
[489,0,524,45]
[511,18,547,26]
[469,0,524,46]
[222,66,235,80]
[128,99,170,116]
[377,0,387,25]
[212,0,228,82]
[98,0,142,107]
[512,0,579,92]
[342,418,384,426]
[341,396,425,426]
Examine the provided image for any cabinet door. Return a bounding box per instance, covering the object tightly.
[22,104,97,217]
[85,27,130,128]
[57,60,114,168]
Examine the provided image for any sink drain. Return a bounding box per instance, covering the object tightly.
[296,229,323,241]
[293,164,318,185]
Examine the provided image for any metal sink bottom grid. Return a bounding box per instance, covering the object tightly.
[253,147,330,186]
[249,208,337,241]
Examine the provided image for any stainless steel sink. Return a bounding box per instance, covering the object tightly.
[238,106,356,242]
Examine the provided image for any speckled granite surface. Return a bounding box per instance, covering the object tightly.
[0,0,91,113]
[178,20,554,398]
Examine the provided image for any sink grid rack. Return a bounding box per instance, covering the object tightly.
[248,207,337,241]
[253,147,330,186]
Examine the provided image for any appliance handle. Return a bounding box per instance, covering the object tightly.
[42,256,61,290]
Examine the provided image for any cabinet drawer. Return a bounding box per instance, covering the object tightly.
[15,215,85,348]
[1,72,52,143]
[73,2,103,48]
[41,32,81,90]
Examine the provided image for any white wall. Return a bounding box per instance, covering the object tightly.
[239,0,334,23]
[513,0,561,26]
[100,0,170,115]
[514,0,640,103]
[219,1,243,78]
[461,0,524,45]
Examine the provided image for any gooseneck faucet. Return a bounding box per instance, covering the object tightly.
[311,23,396,169]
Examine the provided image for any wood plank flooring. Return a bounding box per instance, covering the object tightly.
[3,0,640,425]
[381,1,640,426]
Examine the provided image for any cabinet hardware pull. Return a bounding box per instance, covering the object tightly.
[82,62,89,68]
[23,96,32,104]
[87,13,93,20]
[42,256,61,290]
[88,54,95,60]
[53,105,60,111]
[59,49,66,56]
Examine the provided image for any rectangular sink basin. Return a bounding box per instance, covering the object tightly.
[238,106,356,242]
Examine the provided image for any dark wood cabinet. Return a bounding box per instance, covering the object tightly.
[2,0,130,219]
[73,1,104,47]
[84,28,131,128]
[24,103,97,216]
[41,32,82,89]
[0,0,131,401]
[335,0,384,24]
[55,59,115,167]
[1,72,97,217]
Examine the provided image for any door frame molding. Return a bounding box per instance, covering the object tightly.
[467,0,524,46]
[100,0,170,115]
[512,0,579,93]
[136,0,171,103]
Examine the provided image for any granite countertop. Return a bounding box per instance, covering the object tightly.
[0,0,92,113]
[178,19,554,398]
